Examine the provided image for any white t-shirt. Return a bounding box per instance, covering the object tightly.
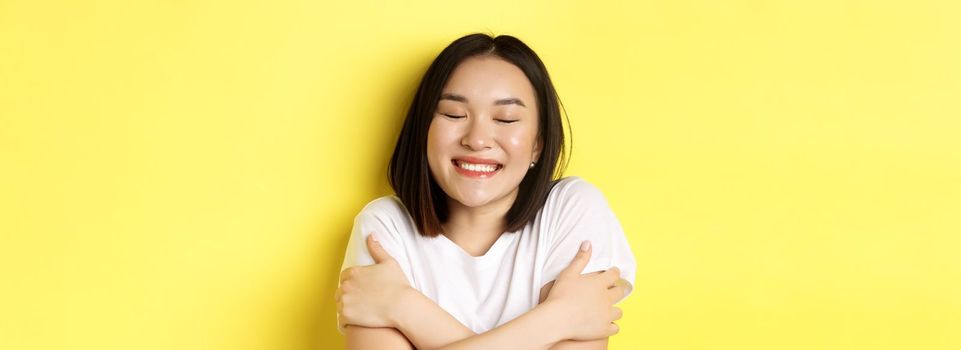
[338,176,636,334]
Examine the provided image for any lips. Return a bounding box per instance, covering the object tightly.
[452,156,502,166]
[451,157,504,178]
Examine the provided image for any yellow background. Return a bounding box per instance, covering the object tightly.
[2,0,959,349]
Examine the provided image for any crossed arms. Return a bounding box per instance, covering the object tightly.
[336,234,630,350]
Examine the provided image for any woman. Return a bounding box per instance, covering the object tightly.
[336,33,637,349]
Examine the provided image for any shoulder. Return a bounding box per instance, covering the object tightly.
[546,176,609,209]
[355,195,409,222]
[353,195,418,241]
[538,176,617,235]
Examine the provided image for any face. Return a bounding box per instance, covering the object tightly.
[426,55,542,209]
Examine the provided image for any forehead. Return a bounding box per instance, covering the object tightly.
[441,56,536,106]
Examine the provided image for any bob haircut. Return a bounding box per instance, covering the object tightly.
[388,33,571,238]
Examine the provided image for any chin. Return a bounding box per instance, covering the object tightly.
[453,195,494,208]
[440,173,523,206]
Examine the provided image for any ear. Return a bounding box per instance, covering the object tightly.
[532,136,543,162]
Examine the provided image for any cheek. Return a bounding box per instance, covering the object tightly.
[504,133,536,167]
[427,120,457,160]
[505,129,534,150]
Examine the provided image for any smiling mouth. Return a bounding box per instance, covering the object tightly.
[451,160,503,177]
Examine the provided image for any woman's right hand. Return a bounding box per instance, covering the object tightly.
[336,233,415,330]
[541,241,629,341]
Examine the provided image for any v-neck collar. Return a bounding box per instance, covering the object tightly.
[433,231,517,266]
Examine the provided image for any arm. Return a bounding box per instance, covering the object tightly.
[340,235,624,349]
[394,179,636,349]
[345,326,414,350]
[343,235,557,349]
[539,281,610,350]
[391,288,475,348]
[384,282,610,350]
[392,281,610,350]
[345,285,566,350]
[428,301,572,350]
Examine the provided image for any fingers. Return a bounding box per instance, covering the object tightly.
[608,322,620,336]
[340,267,357,283]
[606,279,629,303]
[598,266,621,286]
[561,241,593,277]
[365,233,395,264]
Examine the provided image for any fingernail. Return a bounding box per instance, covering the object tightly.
[370,233,379,243]
[580,240,591,251]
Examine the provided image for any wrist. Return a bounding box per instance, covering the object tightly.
[531,300,570,344]
[389,287,422,330]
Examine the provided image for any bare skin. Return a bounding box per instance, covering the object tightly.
[337,235,628,350]
[338,55,630,349]
[427,55,541,256]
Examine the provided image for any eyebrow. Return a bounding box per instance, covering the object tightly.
[439,93,527,108]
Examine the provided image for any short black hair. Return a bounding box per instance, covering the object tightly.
[388,33,571,237]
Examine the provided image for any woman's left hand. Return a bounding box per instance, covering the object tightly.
[336,233,414,329]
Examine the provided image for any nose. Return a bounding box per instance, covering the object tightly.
[461,117,494,151]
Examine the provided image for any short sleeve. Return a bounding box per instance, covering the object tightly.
[336,199,415,333]
[339,210,411,274]
[539,178,637,296]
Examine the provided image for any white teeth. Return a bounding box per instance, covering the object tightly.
[456,161,499,172]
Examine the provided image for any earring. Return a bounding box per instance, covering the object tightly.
[529,161,536,169]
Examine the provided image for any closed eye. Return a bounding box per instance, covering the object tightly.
[442,114,466,119]
[496,119,519,124]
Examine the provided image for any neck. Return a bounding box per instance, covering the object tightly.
[441,189,518,256]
